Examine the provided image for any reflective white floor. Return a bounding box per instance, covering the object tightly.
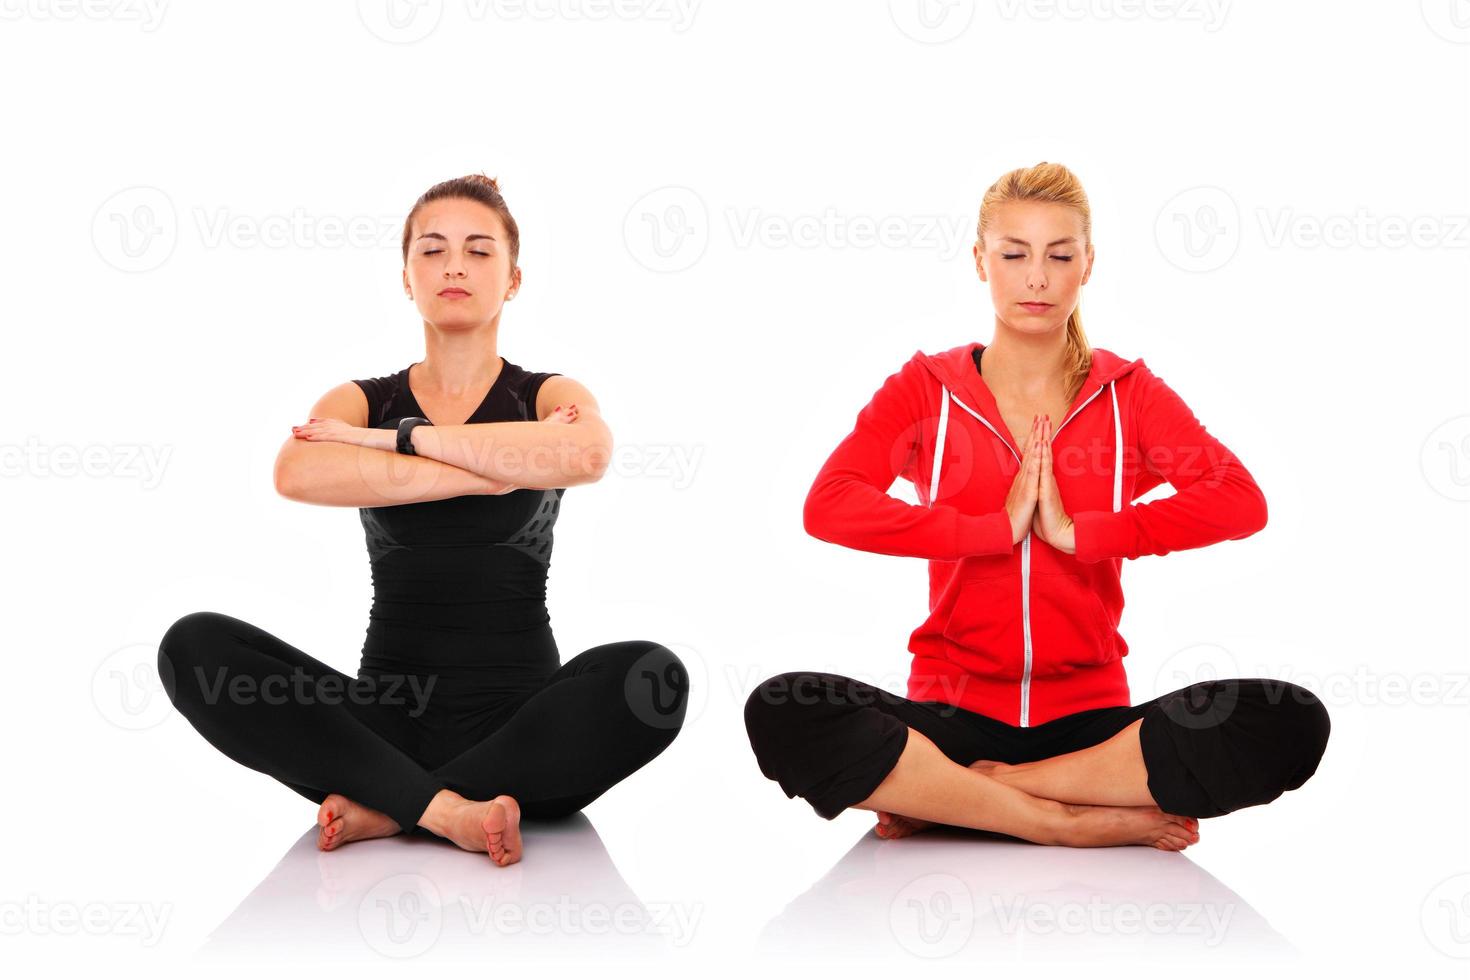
[7,699,1468,978]
[169,815,1291,963]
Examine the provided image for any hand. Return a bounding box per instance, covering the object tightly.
[1030,415,1076,554]
[292,417,377,448]
[1004,413,1045,544]
[544,403,579,424]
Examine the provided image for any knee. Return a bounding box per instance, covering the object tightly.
[618,640,689,738]
[156,610,233,707]
[743,671,818,755]
[1274,682,1330,790]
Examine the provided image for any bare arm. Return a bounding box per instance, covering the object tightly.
[403,375,613,490]
[273,382,511,507]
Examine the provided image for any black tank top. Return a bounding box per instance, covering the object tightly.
[350,357,564,686]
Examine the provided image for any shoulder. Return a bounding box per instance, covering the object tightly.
[499,359,565,419]
[348,370,407,428]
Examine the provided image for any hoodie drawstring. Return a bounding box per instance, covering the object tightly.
[929,380,1123,514]
[1108,380,1122,512]
[928,381,950,506]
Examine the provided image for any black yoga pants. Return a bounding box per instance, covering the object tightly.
[157,611,688,832]
[743,671,1330,820]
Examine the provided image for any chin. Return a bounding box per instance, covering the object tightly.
[1001,316,1067,335]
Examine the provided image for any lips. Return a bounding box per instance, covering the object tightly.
[439,289,470,297]
[1019,302,1052,311]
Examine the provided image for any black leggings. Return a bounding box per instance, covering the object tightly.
[157,611,688,831]
[743,671,1329,820]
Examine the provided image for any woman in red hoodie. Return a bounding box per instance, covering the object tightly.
[744,162,1329,850]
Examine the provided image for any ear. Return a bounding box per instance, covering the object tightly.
[507,265,522,299]
[973,241,987,281]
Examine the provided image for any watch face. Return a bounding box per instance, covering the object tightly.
[397,417,421,454]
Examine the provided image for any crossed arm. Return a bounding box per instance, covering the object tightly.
[273,375,612,507]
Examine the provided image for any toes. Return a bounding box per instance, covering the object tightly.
[320,817,345,847]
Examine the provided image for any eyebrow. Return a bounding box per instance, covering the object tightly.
[998,236,1077,247]
[415,233,497,244]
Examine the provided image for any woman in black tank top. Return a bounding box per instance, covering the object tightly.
[156,176,688,866]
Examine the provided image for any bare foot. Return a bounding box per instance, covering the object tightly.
[430,793,525,866]
[317,793,402,851]
[875,759,1002,839]
[873,760,1202,850]
[1061,803,1200,850]
[961,759,1201,849]
[482,796,523,867]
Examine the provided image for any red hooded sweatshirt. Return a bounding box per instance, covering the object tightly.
[803,341,1268,727]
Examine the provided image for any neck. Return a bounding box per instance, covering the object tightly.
[416,320,502,395]
[982,323,1069,396]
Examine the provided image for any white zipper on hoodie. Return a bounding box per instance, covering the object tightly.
[928,376,1124,726]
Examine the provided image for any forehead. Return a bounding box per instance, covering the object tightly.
[988,201,1085,241]
[413,197,506,239]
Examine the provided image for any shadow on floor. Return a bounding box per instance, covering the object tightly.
[758,824,1295,961]
[193,813,692,961]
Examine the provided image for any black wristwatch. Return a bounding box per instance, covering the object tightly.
[396,416,432,455]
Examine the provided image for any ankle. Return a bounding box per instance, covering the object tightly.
[418,788,468,835]
[1038,798,1075,846]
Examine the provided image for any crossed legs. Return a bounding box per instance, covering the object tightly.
[158,611,688,865]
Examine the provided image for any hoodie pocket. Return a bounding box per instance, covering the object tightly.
[940,576,1023,679]
[1028,571,1115,672]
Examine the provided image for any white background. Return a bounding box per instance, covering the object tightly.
[2,0,1467,975]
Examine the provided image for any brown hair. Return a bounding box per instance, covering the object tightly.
[976,162,1093,403]
[401,172,520,270]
